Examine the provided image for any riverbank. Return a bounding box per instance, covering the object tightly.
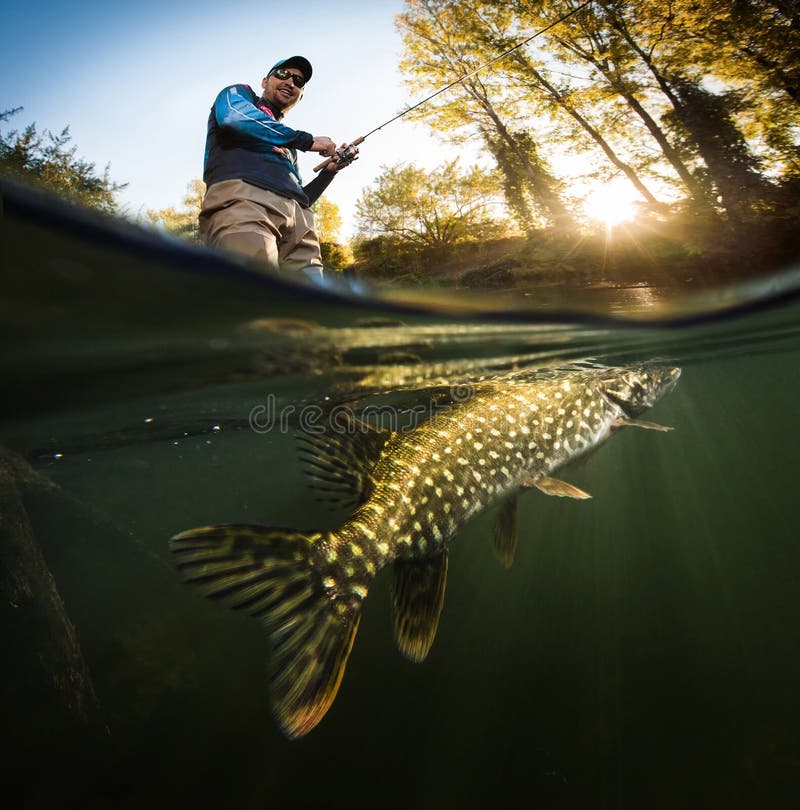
[348,210,800,293]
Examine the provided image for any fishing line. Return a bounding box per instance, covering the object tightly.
[315,0,595,170]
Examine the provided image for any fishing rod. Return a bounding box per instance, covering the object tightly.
[314,0,594,172]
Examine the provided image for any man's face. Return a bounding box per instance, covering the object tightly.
[261,67,305,113]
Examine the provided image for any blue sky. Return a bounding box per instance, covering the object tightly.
[1,0,474,236]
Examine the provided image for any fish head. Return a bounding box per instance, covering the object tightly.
[598,365,681,417]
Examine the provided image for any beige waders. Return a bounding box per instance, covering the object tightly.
[199,179,323,276]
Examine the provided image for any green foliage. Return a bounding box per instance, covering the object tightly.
[320,241,353,271]
[311,196,343,243]
[310,197,354,270]
[145,179,205,243]
[0,108,126,212]
[351,235,420,279]
[355,160,508,250]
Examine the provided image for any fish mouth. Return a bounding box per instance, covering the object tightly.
[661,366,682,394]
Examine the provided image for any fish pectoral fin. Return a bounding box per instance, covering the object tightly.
[614,418,673,432]
[492,496,518,568]
[169,524,361,740]
[391,551,448,663]
[523,475,592,500]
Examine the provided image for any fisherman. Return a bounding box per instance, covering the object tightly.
[199,56,358,278]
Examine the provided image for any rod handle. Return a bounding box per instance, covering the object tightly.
[313,156,335,173]
[313,135,365,172]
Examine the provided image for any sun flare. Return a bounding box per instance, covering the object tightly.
[582,182,639,229]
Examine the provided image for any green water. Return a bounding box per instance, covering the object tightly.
[3,184,800,808]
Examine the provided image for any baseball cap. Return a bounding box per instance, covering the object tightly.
[269,56,313,83]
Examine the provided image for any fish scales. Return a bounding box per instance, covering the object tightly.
[170,364,680,739]
[324,370,631,576]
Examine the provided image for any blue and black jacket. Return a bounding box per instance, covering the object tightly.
[203,84,334,207]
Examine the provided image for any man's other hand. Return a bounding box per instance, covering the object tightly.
[311,136,337,156]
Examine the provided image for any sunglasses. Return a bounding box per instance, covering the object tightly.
[270,68,306,88]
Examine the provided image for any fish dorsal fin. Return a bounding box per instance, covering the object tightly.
[492,496,518,568]
[297,417,392,508]
[391,552,448,663]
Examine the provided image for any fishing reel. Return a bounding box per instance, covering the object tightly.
[313,135,365,173]
[332,143,360,169]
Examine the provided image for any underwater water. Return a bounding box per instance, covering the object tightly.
[3,182,800,809]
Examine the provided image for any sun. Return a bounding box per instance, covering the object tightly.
[582,181,639,230]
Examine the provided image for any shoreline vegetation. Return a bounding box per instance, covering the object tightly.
[339,190,800,291]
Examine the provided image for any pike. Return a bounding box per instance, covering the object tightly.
[170,363,680,738]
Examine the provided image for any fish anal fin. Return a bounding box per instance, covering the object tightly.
[169,523,365,739]
[492,496,518,568]
[392,552,448,663]
[523,475,592,500]
[614,418,673,432]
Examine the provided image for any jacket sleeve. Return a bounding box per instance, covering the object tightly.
[303,170,337,206]
[213,85,315,151]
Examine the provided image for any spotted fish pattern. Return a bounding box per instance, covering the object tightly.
[170,363,680,738]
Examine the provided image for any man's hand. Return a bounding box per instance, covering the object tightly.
[310,136,337,157]
[325,143,360,173]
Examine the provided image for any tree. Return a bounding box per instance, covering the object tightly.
[589,1,772,219]
[355,160,507,249]
[397,0,574,232]
[621,0,800,181]
[469,3,664,209]
[312,196,342,243]
[0,107,126,213]
[145,179,205,242]
[311,196,353,271]
[531,0,715,205]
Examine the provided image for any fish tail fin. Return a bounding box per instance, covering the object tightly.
[169,524,361,739]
